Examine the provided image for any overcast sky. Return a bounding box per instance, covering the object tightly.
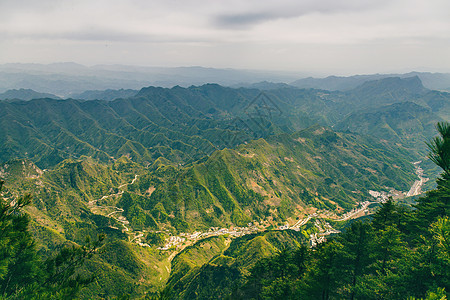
[1,0,449,75]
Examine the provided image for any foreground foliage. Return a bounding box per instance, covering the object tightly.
[0,180,104,299]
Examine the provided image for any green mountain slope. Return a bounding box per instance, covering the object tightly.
[0,88,60,100]
[335,101,442,154]
[1,125,417,236]
[0,158,171,298]
[331,78,450,157]
[164,230,305,299]
[114,126,416,233]
[1,77,447,298]
[0,125,419,297]
[2,78,449,171]
[290,72,450,91]
[343,76,428,108]
[0,86,280,168]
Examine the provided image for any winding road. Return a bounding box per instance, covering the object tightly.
[87,160,427,252]
[88,175,138,238]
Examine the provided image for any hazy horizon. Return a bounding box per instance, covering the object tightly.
[1,0,449,76]
[1,61,449,79]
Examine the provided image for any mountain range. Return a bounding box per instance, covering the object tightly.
[291,71,450,91]
[1,73,449,298]
[1,63,450,97]
[1,75,449,169]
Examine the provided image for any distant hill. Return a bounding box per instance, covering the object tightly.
[2,63,449,98]
[70,88,138,101]
[350,76,427,96]
[0,63,300,97]
[232,81,295,90]
[291,72,450,92]
[0,88,60,100]
[334,101,441,153]
[291,74,388,91]
[408,71,450,91]
[341,76,428,108]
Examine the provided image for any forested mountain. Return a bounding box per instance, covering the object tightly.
[335,102,441,153]
[2,77,449,169]
[1,75,449,298]
[0,88,60,100]
[223,123,450,299]
[69,89,138,101]
[291,72,450,92]
[0,126,415,248]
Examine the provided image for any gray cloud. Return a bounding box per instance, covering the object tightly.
[0,0,449,74]
[211,0,386,29]
[214,12,275,28]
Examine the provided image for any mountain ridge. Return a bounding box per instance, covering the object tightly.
[2,78,449,169]
[0,88,60,100]
[2,62,450,96]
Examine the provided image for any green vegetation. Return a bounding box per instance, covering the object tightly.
[0,158,173,298]
[222,122,450,300]
[0,124,421,298]
[335,101,441,155]
[0,180,105,298]
[1,78,449,298]
[120,126,416,231]
[2,124,417,235]
[163,230,305,299]
[2,78,449,171]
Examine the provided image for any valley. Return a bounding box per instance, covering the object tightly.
[2,0,450,294]
[406,161,429,196]
[1,75,449,299]
[84,159,424,260]
[154,161,422,252]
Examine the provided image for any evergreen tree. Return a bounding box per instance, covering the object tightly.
[299,241,344,300]
[234,246,309,299]
[0,180,40,296]
[336,221,372,299]
[0,180,104,299]
[427,122,450,179]
[413,122,450,240]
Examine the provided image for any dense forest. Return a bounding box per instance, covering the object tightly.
[0,181,106,298]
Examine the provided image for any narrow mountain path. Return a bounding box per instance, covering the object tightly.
[87,175,144,242]
[158,160,427,251]
[87,160,426,252]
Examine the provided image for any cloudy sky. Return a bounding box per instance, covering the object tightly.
[1,0,449,75]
